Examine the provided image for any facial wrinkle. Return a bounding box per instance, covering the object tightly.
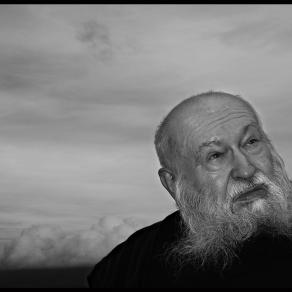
[181,115,245,158]
[186,110,255,137]
[204,114,256,134]
[204,109,255,127]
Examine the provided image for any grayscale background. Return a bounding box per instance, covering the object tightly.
[0,4,291,287]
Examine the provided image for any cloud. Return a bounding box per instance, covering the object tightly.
[76,20,110,47]
[76,20,113,62]
[213,8,292,52]
[0,5,39,31]
[167,4,260,21]
[217,20,275,50]
[0,215,151,269]
[0,103,158,147]
[0,46,87,93]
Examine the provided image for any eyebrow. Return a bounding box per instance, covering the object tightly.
[197,123,261,154]
[198,139,222,153]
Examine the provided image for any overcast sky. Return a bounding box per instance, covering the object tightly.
[1,4,292,248]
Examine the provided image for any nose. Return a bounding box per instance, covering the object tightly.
[231,149,256,180]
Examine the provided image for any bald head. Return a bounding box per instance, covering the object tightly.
[154,91,260,173]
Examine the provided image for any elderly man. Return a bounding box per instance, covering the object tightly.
[87,91,292,288]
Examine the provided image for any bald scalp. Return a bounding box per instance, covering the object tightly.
[154,91,260,173]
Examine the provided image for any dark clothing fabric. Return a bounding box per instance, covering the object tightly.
[87,211,292,288]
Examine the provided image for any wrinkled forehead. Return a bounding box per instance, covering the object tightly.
[168,95,261,152]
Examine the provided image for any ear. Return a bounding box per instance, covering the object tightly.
[158,168,177,200]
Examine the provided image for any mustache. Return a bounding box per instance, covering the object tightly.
[227,172,271,201]
[231,184,267,202]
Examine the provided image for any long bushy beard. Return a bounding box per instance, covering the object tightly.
[169,147,292,270]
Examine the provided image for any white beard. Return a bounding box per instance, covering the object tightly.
[169,147,292,270]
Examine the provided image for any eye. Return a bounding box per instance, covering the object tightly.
[246,138,259,146]
[208,152,223,161]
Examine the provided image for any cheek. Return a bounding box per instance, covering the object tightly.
[252,147,274,175]
[202,171,230,202]
[189,165,230,203]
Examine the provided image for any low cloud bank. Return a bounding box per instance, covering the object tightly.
[0,216,151,269]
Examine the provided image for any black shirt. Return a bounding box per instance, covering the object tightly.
[87,211,292,288]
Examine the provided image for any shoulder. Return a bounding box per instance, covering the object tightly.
[87,211,180,288]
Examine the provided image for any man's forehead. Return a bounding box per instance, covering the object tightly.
[171,97,257,132]
[166,94,261,153]
[198,123,261,151]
